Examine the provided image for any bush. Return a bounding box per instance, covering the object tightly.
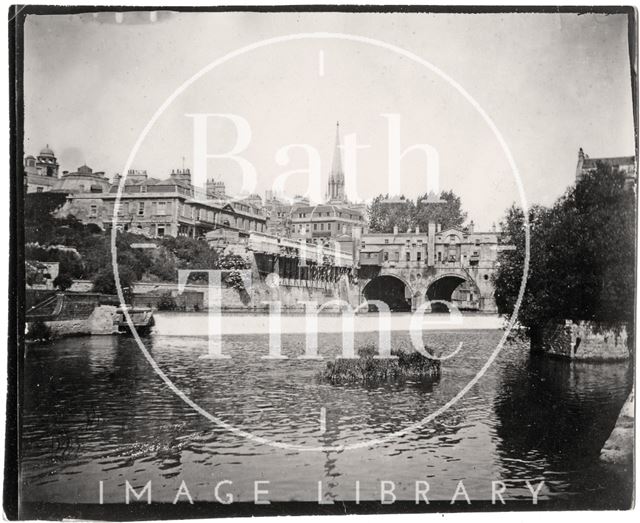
[26,320,52,342]
[53,273,74,291]
[157,293,177,311]
[318,344,440,385]
[92,266,136,299]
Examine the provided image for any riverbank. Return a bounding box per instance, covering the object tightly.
[600,386,634,465]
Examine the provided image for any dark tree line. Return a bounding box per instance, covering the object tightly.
[493,163,636,331]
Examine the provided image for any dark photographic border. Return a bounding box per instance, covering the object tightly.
[5,4,638,520]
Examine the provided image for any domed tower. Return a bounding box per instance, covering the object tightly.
[36,144,59,178]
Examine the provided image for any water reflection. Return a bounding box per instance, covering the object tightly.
[21,317,633,507]
[494,353,633,505]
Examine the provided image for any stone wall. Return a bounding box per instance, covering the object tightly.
[601,386,634,464]
[532,320,630,361]
[69,280,94,292]
[132,276,360,312]
[33,305,118,337]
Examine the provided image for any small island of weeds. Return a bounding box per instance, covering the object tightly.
[318,345,441,385]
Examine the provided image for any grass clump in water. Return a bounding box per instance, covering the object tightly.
[318,344,441,385]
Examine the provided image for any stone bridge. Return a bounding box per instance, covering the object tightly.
[357,264,497,313]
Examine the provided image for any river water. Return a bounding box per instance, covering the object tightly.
[21,312,633,508]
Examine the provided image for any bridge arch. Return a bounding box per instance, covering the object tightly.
[362,275,412,312]
[425,273,480,312]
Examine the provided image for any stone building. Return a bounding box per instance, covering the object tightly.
[206,178,226,199]
[259,125,367,243]
[62,167,266,238]
[263,192,294,236]
[358,221,501,312]
[290,203,366,244]
[54,164,110,194]
[23,145,60,193]
[575,148,636,190]
[288,123,367,244]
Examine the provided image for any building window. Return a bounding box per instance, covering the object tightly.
[141,186,147,193]
[417,251,422,262]
[384,251,389,261]
[157,202,166,215]
[406,251,411,262]
[157,225,165,237]
[89,204,97,217]
[36,187,43,193]
[437,252,442,262]
[313,223,317,231]
[138,202,145,216]
[384,239,389,244]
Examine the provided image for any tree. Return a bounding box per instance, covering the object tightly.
[414,190,467,230]
[24,192,69,226]
[367,195,416,233]
[25,261,51,287]
[367,190,467,233]
[53,273,74,291]
[92,266,136,300]
[493,163,636,331]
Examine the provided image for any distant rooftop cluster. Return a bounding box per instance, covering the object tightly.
[576,148,636,189]
[22,125,368,244]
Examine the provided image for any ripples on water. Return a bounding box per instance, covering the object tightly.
[21,313,633,507]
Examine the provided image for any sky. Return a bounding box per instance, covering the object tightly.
[23,10,635,229]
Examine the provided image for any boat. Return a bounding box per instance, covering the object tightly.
[114,306,155,336]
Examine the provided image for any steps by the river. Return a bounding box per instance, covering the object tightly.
[600,386,634,465]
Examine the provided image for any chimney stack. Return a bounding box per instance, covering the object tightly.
[393,225,399,235]
[468,220,475,233]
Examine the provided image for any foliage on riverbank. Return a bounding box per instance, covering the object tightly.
[24,193,250,292]
[318,345,441,385]
[493,164,635,333]
[25,320,52,343]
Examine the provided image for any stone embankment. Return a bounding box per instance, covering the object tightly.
[26,292,119,337]
[33,305,118,337]
[601,387,634,465]
[532,320,630,361]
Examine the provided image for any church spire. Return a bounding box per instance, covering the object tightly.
[330,121,343,177]
[327,121,347,202]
